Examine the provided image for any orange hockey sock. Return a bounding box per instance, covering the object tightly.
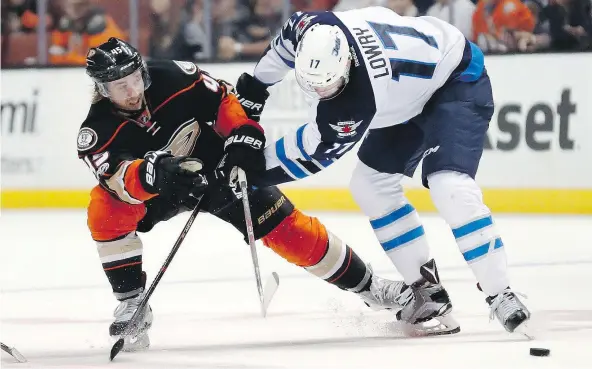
[262,209,372,292]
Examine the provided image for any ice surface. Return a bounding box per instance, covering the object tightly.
[1,210,591,368]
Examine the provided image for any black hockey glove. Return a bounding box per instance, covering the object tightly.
[215,125,266,186]
[235,73,269,122]
[139,151,208,199]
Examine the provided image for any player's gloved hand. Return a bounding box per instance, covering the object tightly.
[235,73,269,122]
[215,125,266,186]
[139,151,208,198]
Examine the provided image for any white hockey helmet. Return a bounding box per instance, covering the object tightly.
[294,24,351,100]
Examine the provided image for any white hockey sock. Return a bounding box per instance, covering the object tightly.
[369,203,430,285]
[350,162,429,285]
[428,171,509,296]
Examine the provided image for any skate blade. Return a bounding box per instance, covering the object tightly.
[362,298,402,312]
[403,314,461,337]
[359,294,407,312]
[111,333,151,352]
[514,318,535,340]
[365,303,395,312]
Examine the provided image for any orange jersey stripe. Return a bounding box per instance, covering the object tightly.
[87,77,202,157]
[89,120,129,156]
[153,77,202,113]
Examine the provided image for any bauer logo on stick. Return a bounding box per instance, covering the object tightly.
[77,127,98,151]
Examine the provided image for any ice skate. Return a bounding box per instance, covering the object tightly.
[486,287,531,336]
[109,292,153,352]
[396,259,460,336]
[358,271,412,310]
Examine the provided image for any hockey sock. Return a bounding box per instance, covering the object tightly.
[429,171,510,296]
[368,202,431,285]
[96,232,145,300]
[262,209,371,292]
[350,163,430,285]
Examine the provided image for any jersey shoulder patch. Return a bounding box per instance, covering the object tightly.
[77,127,99,151]
[77,102,127,156]
[173,60,198,75]
[315,67,376,142]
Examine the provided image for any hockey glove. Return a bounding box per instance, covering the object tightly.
[139,151,208,199]
[235,73,269,122]
[216,125,266,186]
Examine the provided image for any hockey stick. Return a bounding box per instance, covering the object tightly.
[110,194,205,361]
[1,342,27,363]
[237,168,279,317]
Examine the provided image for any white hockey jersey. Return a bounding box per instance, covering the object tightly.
[255,7,485,185]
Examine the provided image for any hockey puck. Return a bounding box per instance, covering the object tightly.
[530,348,550,357]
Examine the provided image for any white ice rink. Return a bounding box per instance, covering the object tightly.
[1,210,591,368]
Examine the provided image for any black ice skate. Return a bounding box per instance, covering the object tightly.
[396,259,460,336]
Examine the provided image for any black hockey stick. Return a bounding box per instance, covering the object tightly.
[1,342,27,363]
[237,168,279,317]
[109,194,205,361]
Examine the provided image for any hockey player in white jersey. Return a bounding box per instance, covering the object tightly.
[235,7,531,336]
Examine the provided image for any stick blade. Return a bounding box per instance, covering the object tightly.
[109,338,125,361]
[10,347,27,363]
[2,345,27,363]
[262,272,280,316]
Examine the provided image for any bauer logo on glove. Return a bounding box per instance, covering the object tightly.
[234,73,270,122]
[236,96,264,112]
[224,134,264,150]
[139,151,206,197]
[218,125,267,186]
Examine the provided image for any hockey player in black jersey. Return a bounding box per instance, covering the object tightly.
[78,38,412,351]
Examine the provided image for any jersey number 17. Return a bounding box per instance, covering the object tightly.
[367,21,439,81]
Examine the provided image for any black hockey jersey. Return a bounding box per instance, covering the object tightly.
[77,59,260,205]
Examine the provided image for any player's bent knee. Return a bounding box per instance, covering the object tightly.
[87,185,146,242]
[428,171,490,224]
[262,209,370,291]
[262,209,329,267]
[350,161,407,215]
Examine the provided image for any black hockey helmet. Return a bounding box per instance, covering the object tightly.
[86,37,151,96]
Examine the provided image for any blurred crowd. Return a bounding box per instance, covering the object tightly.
[1,0,591,66]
